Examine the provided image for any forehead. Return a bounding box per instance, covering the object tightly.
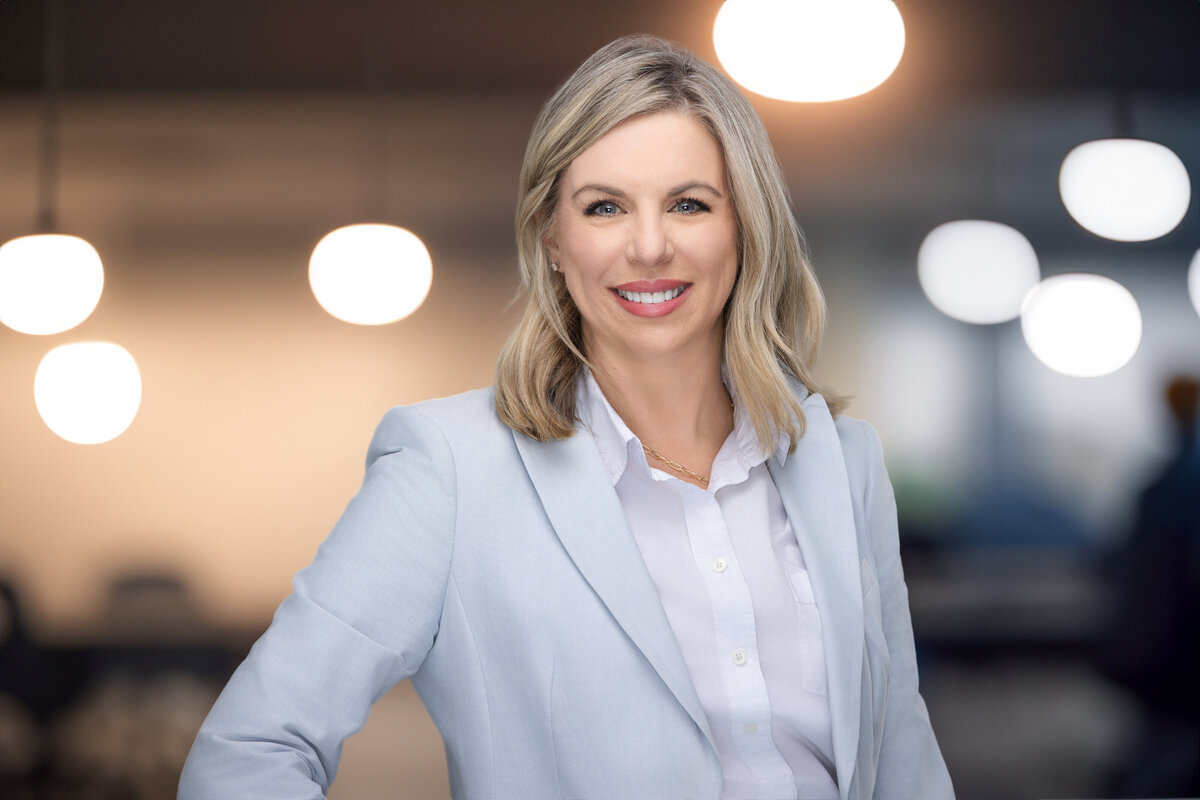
[561,111,726,189]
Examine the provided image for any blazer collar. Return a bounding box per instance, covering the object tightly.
[769,391,863,799]
[512,427,717,753]
[514,387,863,796]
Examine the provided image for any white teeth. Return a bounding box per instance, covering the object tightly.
[616,286,684,304]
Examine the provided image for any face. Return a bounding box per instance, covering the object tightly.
[547,111,739,369]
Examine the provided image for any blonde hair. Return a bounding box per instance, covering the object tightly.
[495,35,845,450]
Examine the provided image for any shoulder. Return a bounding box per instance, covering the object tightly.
[833,411,889,504]
[792,381,886,479]
[366,387,510,468]
[833,413,884,465]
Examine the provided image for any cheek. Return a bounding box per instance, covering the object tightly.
[560,225,613,268]
[701,221,739,276]
[561,270,600,322]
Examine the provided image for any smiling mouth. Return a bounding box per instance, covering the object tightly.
[613,286,686,305]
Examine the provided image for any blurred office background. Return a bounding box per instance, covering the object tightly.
[0,1,1197,798]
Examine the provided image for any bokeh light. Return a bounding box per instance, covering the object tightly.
[0,234,104,335]
[1059,139,1191,242]
[1189,249,1200,318]
[917,220,1041,324]
[712,0,905,102]
[34,342,143,444]
[1020,274,1142,377]
[309,224,433,326]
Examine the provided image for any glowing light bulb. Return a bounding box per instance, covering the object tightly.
[917,221,1041,324]
[1020,274,1142,377]
[713,0,905,102]
[1059,139,1191,242]
[35,342,142,444]
[309,224,433,325]
[0,234,104,335]
[1189,249,1200,319]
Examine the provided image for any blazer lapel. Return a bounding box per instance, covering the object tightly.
[769,393,863,799]
[513,428,717,751]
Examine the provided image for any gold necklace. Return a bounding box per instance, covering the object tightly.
[641,444,709,487]
[637,397,734,488]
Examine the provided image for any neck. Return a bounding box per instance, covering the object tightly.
[588,337,733,488]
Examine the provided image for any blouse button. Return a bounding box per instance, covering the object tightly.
[712,557,728,574]
[731,648,747,666]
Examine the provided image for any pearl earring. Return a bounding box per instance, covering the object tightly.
[550,262,559,272]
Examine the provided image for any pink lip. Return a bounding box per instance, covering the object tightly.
[610,281,692,318]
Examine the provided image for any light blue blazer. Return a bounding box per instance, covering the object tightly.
[179,386,953,799]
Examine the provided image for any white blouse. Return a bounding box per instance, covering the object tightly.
[578,372,839,800]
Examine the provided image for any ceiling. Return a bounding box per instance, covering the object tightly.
[0,0,1197,266]
[0,0,1196,95]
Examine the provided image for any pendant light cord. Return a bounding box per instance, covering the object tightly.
[1111,0,1133,139]
[37,0,64,233]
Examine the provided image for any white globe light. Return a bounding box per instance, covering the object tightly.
[1189,249,1200,318]
[0,233,104,335]
[1059,139,1191,242]
[309,224,433,325]
[1020,274,1142,377]
[917,220,1041,324]
[713,0,906,102]
[35,342,143,444]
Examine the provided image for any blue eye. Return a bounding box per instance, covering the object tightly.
[584,200,621,217]
[674,197,712,214]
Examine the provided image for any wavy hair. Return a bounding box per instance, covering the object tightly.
[494,35,844,451]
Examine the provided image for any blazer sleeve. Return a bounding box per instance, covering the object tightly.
[854,421,955,798]
[178,406,457,800]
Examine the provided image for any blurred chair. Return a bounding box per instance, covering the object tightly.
[99,573,206,645]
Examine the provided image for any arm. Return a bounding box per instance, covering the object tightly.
[178,407,456,799]
[859,423,955,799]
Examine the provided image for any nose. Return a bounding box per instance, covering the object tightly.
[626,213,673,268]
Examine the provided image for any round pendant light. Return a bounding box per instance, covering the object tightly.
[35,341,143,444]
[1189,249,1200,319]
[1020,274,1142,377]
[0,234,104,335]
[713,0,905,102]
[1059,139,1191,242]
[309,224,433,326]
[917,220,1041,324]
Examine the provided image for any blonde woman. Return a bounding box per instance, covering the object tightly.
[181,35,952,800]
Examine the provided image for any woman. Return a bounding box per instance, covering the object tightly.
[180,35,953,800]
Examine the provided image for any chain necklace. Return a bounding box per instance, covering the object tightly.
[641,444,709,487]
[637,397,734,488]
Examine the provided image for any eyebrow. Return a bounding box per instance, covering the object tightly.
[570,181,724,202]
[668,181,724,198]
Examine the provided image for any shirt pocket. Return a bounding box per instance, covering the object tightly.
[785,568,829,696]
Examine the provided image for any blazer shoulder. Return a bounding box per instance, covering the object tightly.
[833,413,884,459]
[367,387,507,467]
[833,413,888,499]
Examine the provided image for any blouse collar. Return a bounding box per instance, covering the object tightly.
[576,367,791,491]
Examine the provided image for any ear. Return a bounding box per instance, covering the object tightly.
[543,230,561,265]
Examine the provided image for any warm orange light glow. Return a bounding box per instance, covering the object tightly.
[0,234,104,335]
